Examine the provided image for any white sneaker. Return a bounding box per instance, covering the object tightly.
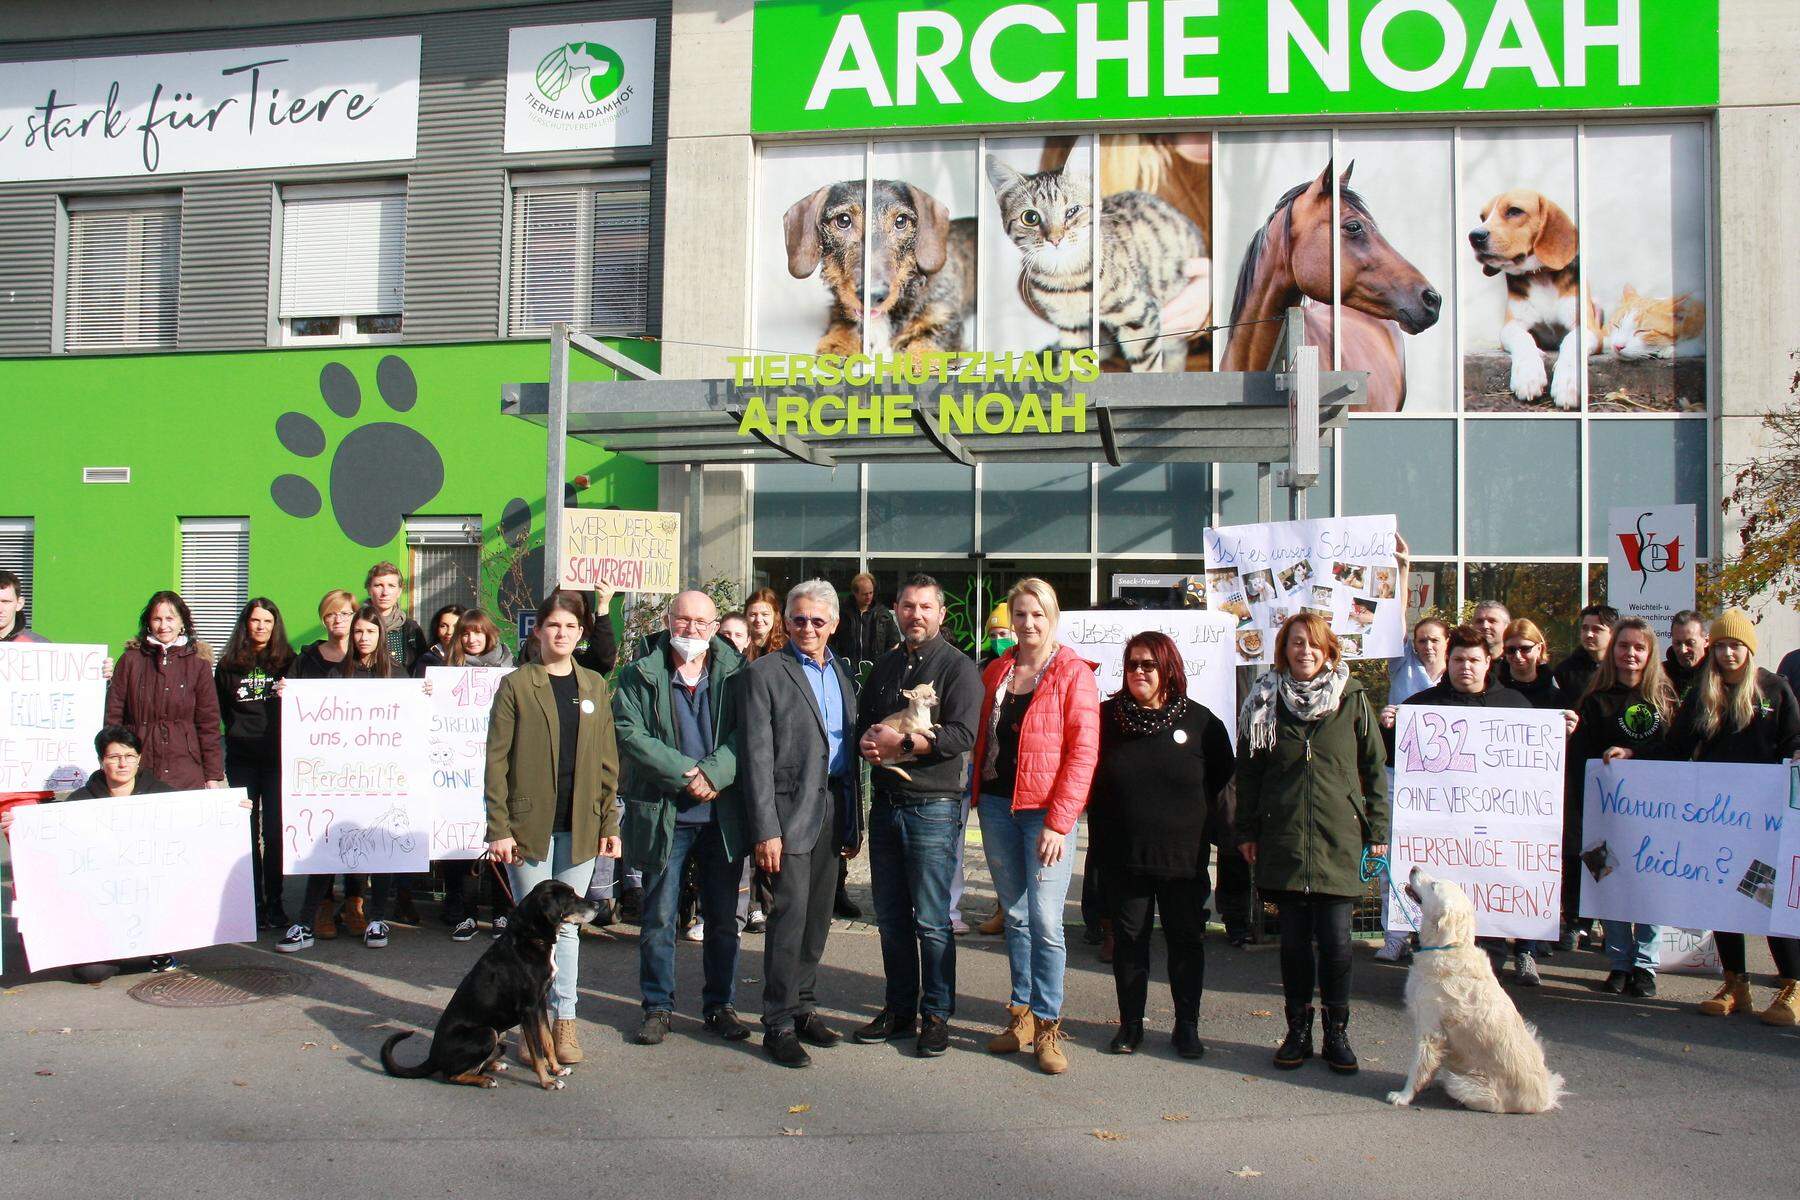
[364,920,390,948]
[492,914,509,939]
[276,924,314,954]
[1375,931,1412,962]
[451,918,477,942]
[683,920,705,943]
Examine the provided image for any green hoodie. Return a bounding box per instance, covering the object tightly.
[1234,677,1389,899]
[612,632,747,873]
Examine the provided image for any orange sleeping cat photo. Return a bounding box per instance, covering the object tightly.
[1602,286,1704,361]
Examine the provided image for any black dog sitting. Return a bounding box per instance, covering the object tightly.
[382,879,598,1090]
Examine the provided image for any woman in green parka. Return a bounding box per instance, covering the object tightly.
[1235,612,1388,1076]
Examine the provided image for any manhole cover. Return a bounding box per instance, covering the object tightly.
[127,966,309,1008]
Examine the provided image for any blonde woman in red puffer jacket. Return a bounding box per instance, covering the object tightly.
[968,578,1100,1076]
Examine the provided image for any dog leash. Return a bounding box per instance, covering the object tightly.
[479,850,516,907]
[1363,848,1453,952]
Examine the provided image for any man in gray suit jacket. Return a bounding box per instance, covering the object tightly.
[740,579,858,1068]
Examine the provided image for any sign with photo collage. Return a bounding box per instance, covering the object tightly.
[1202,514,1401,666]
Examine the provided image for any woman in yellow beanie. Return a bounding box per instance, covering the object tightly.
[1624,609,1800,1024]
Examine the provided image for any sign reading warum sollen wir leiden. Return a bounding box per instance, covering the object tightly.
[752,0,1719,132]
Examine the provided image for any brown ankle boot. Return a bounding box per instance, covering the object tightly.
[340,895,369,936]
[987,1004,1036,1054]
[554,1019,584,1063]
[978,905,1005,936]
[1758,979,1799,1027]
[314,901,339,940]
[1034,1018,1069,1075]
[1698,970,1753,1016]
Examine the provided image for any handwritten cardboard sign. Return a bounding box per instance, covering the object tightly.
[1057,610,1239,747]
[559,508,681,595]
[9,788,256,970]
[425,666,512,860]
[281,679,431,875]
[0,642,107,792]
[1387,705,1566,940]
[1202,514,1400,666]
[1580,759,1789,935]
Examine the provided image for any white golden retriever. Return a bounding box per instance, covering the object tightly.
[1387,867,1566,1113]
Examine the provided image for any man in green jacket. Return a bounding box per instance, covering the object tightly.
[614,589,751,1046]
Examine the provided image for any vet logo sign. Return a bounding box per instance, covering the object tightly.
[1606,504,1696,622]
[504,19,656,152]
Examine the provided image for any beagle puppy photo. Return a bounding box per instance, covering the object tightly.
[1468,188,1600,410]
[782,178,977,361]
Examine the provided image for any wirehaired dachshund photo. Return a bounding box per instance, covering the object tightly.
[783,178,976,360]
[381,880,598,1090]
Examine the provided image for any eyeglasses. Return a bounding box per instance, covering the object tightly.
[102,752,140,764]
[1124,659,1158,673]
[787,615,830,629]
[1502,644,1539,657]
[669,616,718,629]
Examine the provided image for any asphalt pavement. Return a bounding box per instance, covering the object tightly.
[3,850,1796,1199]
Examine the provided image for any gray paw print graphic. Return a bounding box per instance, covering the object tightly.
[271,357,446,548]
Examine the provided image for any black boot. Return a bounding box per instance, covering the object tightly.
[1108,1020,1144,1054]
[1274,1004,1313,1069]
[1171,1020,1205,1060]
[1322,1005,1358,1074]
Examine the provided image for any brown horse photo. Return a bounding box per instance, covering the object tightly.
[1222,162,1440,411]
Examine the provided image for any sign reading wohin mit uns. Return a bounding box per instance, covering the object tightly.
[752,0,1719,132]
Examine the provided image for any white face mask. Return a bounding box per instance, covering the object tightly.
[669,634,710,661]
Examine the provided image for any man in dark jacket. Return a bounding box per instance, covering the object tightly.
[615,590,751,1047]
[830,572,901,676]
[850,574,982,1058]
[1666,610,1709,699]
[0,570,45,644]
[740,580,858,1068]
[1551,603,1617,699]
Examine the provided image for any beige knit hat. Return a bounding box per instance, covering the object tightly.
[1708,608,1757,656]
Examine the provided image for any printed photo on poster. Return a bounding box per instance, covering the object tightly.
[1203,514,1401,665]
[1585,124,1708,412]
[1460,127,1585,411]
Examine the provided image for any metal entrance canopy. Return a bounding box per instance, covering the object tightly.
[503,317,1365,470]
[503,317,1363,590]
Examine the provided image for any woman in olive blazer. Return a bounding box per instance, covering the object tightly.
[485,595,621,1061]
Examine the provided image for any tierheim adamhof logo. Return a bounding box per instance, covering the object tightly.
[526,38,634,131]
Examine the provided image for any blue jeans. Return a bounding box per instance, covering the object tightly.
[1603,920,1660,972]
[639,822,742,1015]
[868,794,961,1019]
[979,793,1076,1022]
[506,834,598,1020]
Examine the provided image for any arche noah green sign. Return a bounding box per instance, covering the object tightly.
[751,0,1718,133]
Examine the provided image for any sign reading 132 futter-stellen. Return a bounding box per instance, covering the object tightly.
[752,0,1718,132]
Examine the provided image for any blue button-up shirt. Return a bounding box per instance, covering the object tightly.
[789,643,850,778]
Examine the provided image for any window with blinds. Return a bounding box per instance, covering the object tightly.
[179,518,250,653]
[407,518,481,625]
[0,518,34,631]
[280,184,407,342]
[508,177,650,336]
[64,196,181,352]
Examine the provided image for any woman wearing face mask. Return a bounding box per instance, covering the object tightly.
[1237,613,1387,1074]
[485,592,622,1065]
[1580,617,1678,998]
[1634,611,1800,1025]
[105,591,224,792]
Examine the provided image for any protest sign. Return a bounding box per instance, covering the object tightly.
[1579,759,1788,935]
[1657,928,1723,976]
[281,678,431,875]
[425,666,513,859]
[1607,504,1696,622]
[8,788,256,970]
[0,642,106,792]
[559,508,681,594]
[1387,705,1565,940]
[1202,514,1400,666]
[1770,763,1800,937]
[1057,610,1238,746]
